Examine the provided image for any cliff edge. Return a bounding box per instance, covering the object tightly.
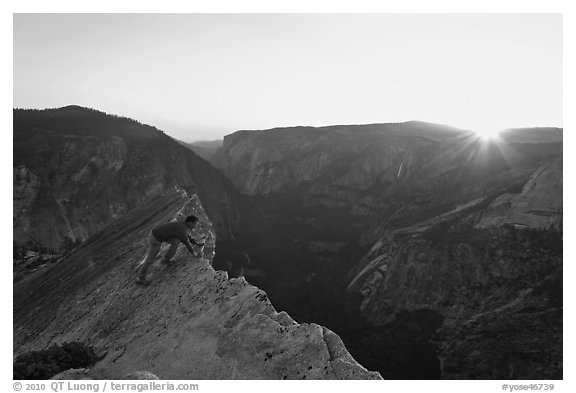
[13,188,381,380]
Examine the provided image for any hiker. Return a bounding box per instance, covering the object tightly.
[136,215,205,285]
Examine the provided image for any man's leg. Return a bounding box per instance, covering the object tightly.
[162,240,180,264]
[138,234,162,283]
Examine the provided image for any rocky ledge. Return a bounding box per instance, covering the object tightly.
[13,188,381,380]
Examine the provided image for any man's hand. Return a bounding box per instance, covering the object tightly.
[188,234,205,247]
[194,244,204,258]
[186,242,203,258]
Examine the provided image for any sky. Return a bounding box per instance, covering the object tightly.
[13,13,562,142]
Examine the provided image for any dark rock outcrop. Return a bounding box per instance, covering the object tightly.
[14,188,381,380]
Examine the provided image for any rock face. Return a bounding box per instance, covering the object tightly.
[213,122,466,214]
[13,106,244,253]
[346,158,562,378]
[13,189,381,380]
[13,166,41,241]
[212,122,562,221]
[474,158,562,229]
[347,155,562,320]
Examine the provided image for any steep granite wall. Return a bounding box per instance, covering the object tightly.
[212,123,562,223]
[346,157,562,378]
[213,123,473,215]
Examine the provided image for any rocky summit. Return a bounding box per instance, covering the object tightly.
[13,188,381,380]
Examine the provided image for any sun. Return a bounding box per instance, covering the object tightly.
[475,127,502,141]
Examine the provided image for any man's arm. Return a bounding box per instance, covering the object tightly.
[183,237,197,255]
[177,226,200,256]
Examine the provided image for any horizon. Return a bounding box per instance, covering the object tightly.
[13,104,563,144]
[14,14,562,141]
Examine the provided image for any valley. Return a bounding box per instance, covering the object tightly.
[214,204,444,379]
[212,122,563,379]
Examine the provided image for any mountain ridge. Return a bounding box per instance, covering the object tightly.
[13,107,246,256]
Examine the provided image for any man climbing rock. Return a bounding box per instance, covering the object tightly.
[136,215,205,285]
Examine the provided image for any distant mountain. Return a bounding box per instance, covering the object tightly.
[212,122,561,221]
[500,127,563,144]
[190,139,224,150]
[13,106,244,254]
[185,139,223,161]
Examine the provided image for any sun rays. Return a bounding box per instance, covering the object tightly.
[475,127,503,141]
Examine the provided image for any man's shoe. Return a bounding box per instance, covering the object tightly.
[136,277,151,286]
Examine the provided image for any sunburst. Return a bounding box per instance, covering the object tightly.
[475,127,502,141]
